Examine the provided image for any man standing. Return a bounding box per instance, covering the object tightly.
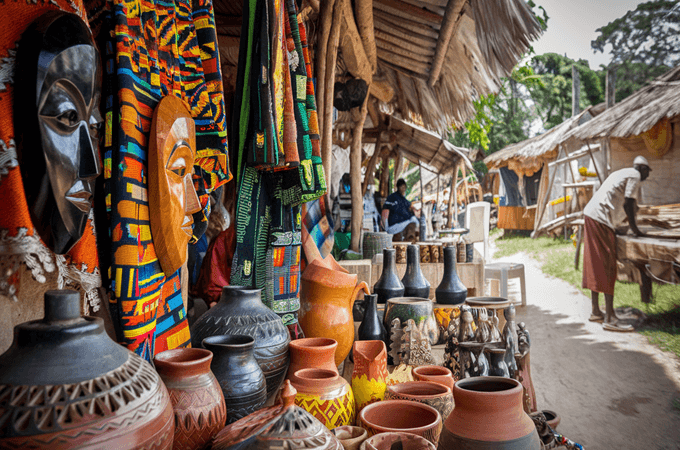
[382,178,420,237]
[582,156,651,332]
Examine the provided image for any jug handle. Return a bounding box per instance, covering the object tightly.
[351,281,370,305]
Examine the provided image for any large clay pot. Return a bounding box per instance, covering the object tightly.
[439,376,541,449]
[203,335,267,424]
[211,380,342,450]
[300,259,370,367]
[436,246,468,304]
[373,249,404,304]
[383,297,439,348]
[191,286,290,402]
[331,426,369,450]
[291,368,356,429]
[385,381,454,421]
[359,400,442,446]
[358,294,388,346]
[401,244,431,298]
[287,337,339,384]
[360,432,435,450]
[154,348,227,450]
[0,290,174,449]
[352,340,388,412]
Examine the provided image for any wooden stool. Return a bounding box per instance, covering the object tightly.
[484,262,526,307]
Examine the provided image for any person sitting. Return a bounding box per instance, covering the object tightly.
[382,178,420,238]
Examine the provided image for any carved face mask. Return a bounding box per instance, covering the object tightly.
[148,95,201,276]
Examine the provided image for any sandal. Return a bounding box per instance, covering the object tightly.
[602,322,634,332]
[588,314,605,323]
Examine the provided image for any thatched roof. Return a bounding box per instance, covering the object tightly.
[569,65,680,140]
[484,105,602,176]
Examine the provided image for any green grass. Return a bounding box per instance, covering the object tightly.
[494,232,680,358]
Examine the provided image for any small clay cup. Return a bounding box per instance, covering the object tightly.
[287,337,339,384]
[542,409,561,429]
[360,432,436,450]
[332,426,369,450]
[386,381,454,420]
[359,399,442,445]
[413,365,455,390]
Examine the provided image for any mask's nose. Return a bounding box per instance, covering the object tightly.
[78,122,101,179]
[184,174,202,215]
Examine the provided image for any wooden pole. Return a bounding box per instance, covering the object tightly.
[380,153,390,197]
[362,129,383,195]
[447,163,457,228]
[572,64,580,117]
[355,0,378,73]
[350,91,371,252]
[428,0,465,87]
[461,161,468,208]
[393,154,404,193]
[606,67,616,108]
[315,0,335,134]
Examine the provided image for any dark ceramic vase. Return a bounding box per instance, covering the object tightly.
[358,294,388,346]
[191,286,290,402]
[154,348,227,450]
[0,290,174,449]
[203,335,268,424]
[436,246,468,304]
[402,244,431,298]
[373,248,404,304]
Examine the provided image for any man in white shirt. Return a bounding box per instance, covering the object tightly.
[582,155,651,332]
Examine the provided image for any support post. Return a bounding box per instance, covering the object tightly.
[350,92,370,252]
[362,129,383,195]
[606,67,616,108]
[447,163,457,228]
[572,64,580,117]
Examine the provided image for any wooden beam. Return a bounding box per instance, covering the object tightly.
[363,129,383,195]
[428,0,465,87]
[339,0,373,82]
[355,0,378,73]
[374,0,444,26]
[367,97,380,128]
[380,153,391,197]
[393,153,405,193]
[378,51,431,76]
[374,10,439,39]
[376,38,433,63]
[572,64,580,117]
[369,79,395,103]
[374,20,438,50]
[374,29,436,56]
[350,92,371,251]
[316,0,335,137]
[447,162,457,227]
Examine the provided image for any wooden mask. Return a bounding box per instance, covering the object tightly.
[149,96,201,276]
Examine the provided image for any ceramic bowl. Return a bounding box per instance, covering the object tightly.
[359,399,442,445]
[386,381,454,420]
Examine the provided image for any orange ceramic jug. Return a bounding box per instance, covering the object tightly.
[299,258,369,366]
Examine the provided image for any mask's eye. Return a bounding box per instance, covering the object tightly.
[56,109,79,127]
[89,121,102,140]
[169,156,186,177]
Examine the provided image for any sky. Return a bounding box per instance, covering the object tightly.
[529,0,647,69]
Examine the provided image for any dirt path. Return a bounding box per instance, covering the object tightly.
[493,250,680,449]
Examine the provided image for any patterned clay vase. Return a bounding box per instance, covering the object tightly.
[401,244,431,298]
[383,297,439,347]
[373,248,404,304]
[351,340,388,413]
[291,368,356,429]
[287,337,339,384]
[436,246,468,304]
[300,259,370,366]
[359,399,442,446]
[154,348,227,450]
[358,294,388,347]
[191,286,290,402]
[439,376,541,449]
[203,335,268,424]
[385,381,454,421]
[0,290,174,449]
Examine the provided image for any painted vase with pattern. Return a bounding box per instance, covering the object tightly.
[439,376,541,449]
[0,290,174,450]
[203,335,268,424]
[351,340,388,413]
[383,297,439,360]
[291,368,356,429]
[385,381,454,421]
[153,348,227,450]
[190,286,290,402]
[359,399,442,446]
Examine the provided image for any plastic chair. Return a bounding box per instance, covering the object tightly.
[484,262,527,306]
[464,201,490,262]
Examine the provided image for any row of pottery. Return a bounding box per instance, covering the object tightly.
[374,246,467,305]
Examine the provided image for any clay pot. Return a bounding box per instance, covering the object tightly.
[373,248,404,304]
[436,246,468,304]
[359,400,442,445]
[332,426,369,450]
[352,340,388,412]
[287,337,339,384]
[191,285,290,402]
[291,368,356,429]
[358,294,388,347]
[401,244,431,298]
[300,259,370,366]
[413,365,455,391]
[203,335,267,424]
[383,297,439,348]
[360,432,436,450]
[385,381,454,421]
[542,410,561,429]
[211,380,342,450]
[0,290,174,449]
[439,376,541,449]
[154,348,227,450]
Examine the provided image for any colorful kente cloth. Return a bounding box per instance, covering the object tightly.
[301,194,335,260]
[106,0,228,359]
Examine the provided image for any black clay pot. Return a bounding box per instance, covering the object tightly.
[402,244,431,298]
[436,246,468,305]
[373,248,404,304]
[203,335,267,424]
[358,294,388,345]
[191,286,290,402]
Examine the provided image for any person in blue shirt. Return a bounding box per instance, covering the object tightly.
[381,178,420,236]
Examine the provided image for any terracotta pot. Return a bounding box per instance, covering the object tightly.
[383,297,439,357]
[203,335,267,424]
[351,340,388,412]
[331,426,369,450]
[287,337,339,384]
[385,381,454,421]
[300,259,370,366]
[291,368,356,429]
[359,400,442,445]
[439,376,541,449]
[373,248,404,304]
[360,432,436,450]
[542,410,561,429]
[0,290,174,449]
[153,348,226,450]
[413,365,455,391]
[191,286,290,402]
[211,380,342,450]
